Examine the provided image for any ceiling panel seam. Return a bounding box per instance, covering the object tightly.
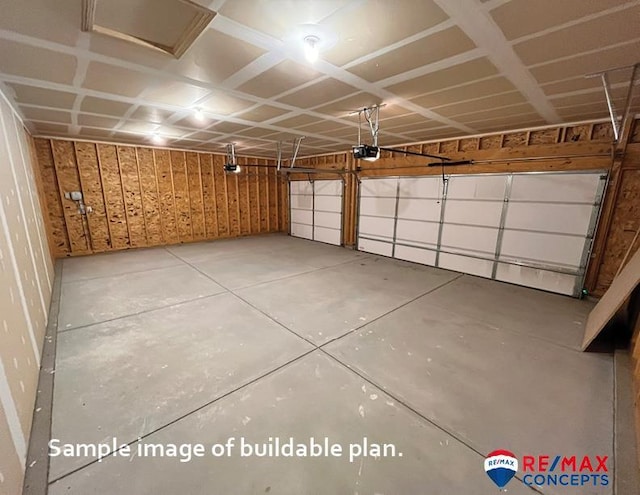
[433,0,561,123]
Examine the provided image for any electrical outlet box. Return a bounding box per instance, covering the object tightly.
[69,191,83,201]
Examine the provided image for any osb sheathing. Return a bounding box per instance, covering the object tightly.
[34,138,286,256]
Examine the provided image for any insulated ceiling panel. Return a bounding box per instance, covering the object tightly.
[0,0,637,154]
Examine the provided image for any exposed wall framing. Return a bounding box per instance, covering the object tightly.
[33,138,286,257]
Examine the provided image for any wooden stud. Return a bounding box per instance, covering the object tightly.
[151,149,166,244]
[133,147,150,243]
[209,154,219,237]
[223,158,232,237]
[183,151,195,239]
[114,146,134,247]
[135,147,163,246]
[94,143,114,249]
[275,167,281,232]
[236,172,242,235]
[265,165,271,232]
[71,142,96,253]
[50,140,88,253]
[168,151,180,242]
[256,162,262,232]
[197,154,207,237]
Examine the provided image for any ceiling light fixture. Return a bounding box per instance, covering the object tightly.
[150,132,163,145]
[194,108,205,121]
[303,35,320,63]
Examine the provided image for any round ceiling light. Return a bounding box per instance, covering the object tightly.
[303,35,320,63]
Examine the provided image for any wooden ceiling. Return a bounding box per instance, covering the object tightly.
[0,0,639,156]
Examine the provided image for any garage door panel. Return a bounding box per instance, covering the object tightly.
[447,175,507,200]
[444,200,503,227]
[360,196,396,217]
[359,216,394,239]
[397,198,441,221]
[499,230,585,268]
[399,176,441,199]
[395,219,439,245]
[361,178,397,197]
[291,209,313,225]
[315,195,341,213]
[495,263,576,296]
[290,194,312,210]
[438,252,493,278]
[314,211,340,229]
[314,226,341,245]
[358,238,393,256]
[505,202,593,235]
[394,245,437,265]
[510,174,600,203]
[315,180,343,196]
[441,224,498,254]
[290,181,313,195]
[291,222,312,240]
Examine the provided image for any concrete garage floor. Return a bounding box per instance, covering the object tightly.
[47,234,613,495]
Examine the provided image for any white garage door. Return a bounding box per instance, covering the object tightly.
[357,171,607,296]
[290,179,343,246]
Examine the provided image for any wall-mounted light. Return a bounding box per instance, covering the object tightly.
[303,35,320,63]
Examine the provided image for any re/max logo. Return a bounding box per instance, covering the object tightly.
[522,455,609,473]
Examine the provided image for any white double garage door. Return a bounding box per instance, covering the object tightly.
[290,180,343,246]
[357,171,606,296]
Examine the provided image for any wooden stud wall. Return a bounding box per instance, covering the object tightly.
[33,138,286,257]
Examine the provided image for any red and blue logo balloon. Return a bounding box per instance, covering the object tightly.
[484,450,518,489]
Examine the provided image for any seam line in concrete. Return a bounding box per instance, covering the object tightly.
[318,348,545,495]
[60,261,185,285]
[319,273,465,350]
[47,347,318,486]
[56,290,229,335]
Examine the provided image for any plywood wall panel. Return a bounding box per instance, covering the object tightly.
[97,144,129,249]
[186,152,206,240]
[250,162,259,233]
[503,131,528,147]
[235,157,250,235]
[259,163,269,232]
[170,151,193,241]
[529,128,558,145]
[73,142,110,251]
[229,172,242,236]
[199,153,218,238]
[268,166,278,231]
[595,168,640,294]
[136,147,163,245]
[459,137,479,152]
[50,140,89,253]
[153,149,179,244]
[593,122,614,141]
[212,154,230,237]
[479,135,503,150]
[116,146,147,248]
[33,138,289,257]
